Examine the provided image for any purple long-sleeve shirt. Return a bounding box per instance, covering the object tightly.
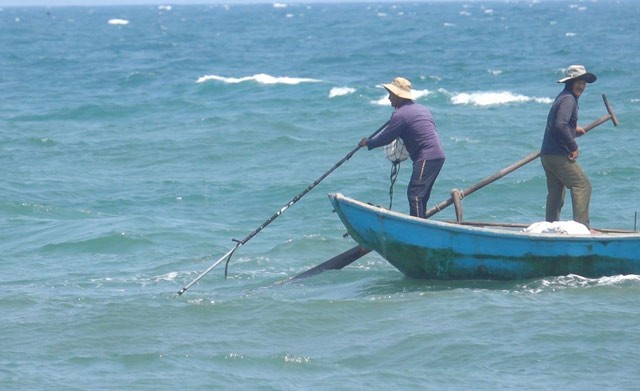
[541,89,579,155]
[367,101,445,162]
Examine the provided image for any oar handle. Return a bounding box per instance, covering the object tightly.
[584,114,611,133]
[583,94,619,133]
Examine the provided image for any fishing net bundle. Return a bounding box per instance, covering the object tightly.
[383,138,409,209]
[383,137,410,163]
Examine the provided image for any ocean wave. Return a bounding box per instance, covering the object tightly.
[41,232,153,254]
[153,271,180,282]
[108,19,129,25]
[371,88,433,105]
[518,274,640,293]
[372,95,390,106]
[196,73,321,85]
[328,87,356,98]
[413,89,431,100]
[451,91,552,106]
[450,136,480,144]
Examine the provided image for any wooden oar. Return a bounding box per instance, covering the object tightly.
[290,245,371,279]
[176,120,390,295]
[293,94,618,279]
[290,151,540,279]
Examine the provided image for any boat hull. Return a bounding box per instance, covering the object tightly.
[328,193,640,280]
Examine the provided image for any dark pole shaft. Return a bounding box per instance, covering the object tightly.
[235,120,389,245]
[177,121,389,294]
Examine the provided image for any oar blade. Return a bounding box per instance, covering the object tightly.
[291,246,370,280]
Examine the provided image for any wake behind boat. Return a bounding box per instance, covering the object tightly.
[329,193,640,280]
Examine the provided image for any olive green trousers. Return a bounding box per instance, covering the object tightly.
[540,154,592,228]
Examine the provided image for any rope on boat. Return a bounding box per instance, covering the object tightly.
[388,161,401,209]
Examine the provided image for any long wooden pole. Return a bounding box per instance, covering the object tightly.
[177,121,390,295]
[291,151,540,279]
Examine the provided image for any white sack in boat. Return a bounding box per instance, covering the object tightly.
[523,221,591,235]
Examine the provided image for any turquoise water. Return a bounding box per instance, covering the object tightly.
[2,2,640,389]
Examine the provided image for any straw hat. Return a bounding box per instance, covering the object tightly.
[382,77,415,100]
[557,65,597,83]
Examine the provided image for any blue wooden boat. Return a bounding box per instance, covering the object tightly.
[328,193,640,280]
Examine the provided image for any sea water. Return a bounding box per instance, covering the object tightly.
[2,2,640,389]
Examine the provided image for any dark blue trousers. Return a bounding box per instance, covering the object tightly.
[408,158,445,218]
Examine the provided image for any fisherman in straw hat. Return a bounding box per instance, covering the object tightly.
[359,77,445,218]
[540,65,597,230]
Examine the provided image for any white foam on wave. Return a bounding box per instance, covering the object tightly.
[273,2,287,8]
[545,274,640,289]
[413,89,431,99]
[372,88,432,105]
[595,274,640,285]
[451,136,480,144]
[108,19,129,25]
[158,5,172,11]
[451,91,552,106]
[518,273,640,294]
[372,96,389,106]
[329,87,356,98]
[569,4,588,11]
[196,73,321,85]
[154,271,180,282]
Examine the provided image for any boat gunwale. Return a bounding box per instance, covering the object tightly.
[330,192,640,241]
